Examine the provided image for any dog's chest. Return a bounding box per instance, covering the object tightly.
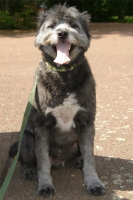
[46,93,84,132]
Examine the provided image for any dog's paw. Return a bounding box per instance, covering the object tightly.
[22,168,37,180]
[37,184,56,197]
[87,184,105,196]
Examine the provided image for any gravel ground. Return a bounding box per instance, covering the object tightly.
[0,23,133,200]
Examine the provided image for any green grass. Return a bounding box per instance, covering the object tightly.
[110,16,133,23]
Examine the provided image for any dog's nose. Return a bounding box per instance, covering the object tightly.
[58,31,68,39]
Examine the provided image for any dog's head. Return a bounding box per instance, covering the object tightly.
[35,4,91,65]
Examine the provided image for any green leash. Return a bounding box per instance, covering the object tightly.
[0,76,37,200]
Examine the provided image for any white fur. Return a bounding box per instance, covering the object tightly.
[55,23,77,34]
[46,94,85,132]
[35,19,90,53]
[35,23,78,46]
[35,32,45,46]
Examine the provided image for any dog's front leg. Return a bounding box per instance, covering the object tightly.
[74,112,105,196]
[35,126,56,197]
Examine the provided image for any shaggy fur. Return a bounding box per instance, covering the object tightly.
[9,4,105,197]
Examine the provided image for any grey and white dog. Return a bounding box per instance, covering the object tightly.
[9,4,105,197]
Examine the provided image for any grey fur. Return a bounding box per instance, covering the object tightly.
[9,4,105,197]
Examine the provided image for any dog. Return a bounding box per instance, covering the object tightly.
[9,3,105,197]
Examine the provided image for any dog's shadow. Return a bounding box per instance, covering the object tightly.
[0,132,133,200]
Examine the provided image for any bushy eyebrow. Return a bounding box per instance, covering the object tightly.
[44,20,54,29]
[71,20,82,29]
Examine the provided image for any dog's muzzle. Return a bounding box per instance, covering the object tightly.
[53,30,71,65]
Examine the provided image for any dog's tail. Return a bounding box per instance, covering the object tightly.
[9,142,19,158]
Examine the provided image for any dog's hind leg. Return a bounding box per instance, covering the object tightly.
[9,141,18,158]
[35,126,56,197]
[9,130,36,180]
[19,130,36,180]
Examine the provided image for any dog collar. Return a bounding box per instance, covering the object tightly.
[46,62,76,72]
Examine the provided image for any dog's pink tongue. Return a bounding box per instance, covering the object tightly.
[54,42,70,65]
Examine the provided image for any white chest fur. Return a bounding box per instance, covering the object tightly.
[46,94,85,132]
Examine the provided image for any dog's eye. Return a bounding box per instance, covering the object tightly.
[71,24,78,29]
[47,24,55,29]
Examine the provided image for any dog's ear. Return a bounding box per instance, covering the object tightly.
[35,11,47,47]
[82,11,91,23]
[37,11,47,31]
[82,11,91,38]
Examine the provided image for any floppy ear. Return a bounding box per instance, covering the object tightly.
[82,11,91,38]
[35,12,47,47]
[82,11,91,23]
[37,11,47,31]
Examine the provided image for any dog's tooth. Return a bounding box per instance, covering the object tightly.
[69,45,71,50]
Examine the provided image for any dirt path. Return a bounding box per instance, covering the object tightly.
[0,23,133,200]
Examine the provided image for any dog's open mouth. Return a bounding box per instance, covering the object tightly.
[53,42,75,65]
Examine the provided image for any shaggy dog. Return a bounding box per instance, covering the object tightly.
[9,4,105,197]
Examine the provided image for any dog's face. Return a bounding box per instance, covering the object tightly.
[35,4,91,65]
